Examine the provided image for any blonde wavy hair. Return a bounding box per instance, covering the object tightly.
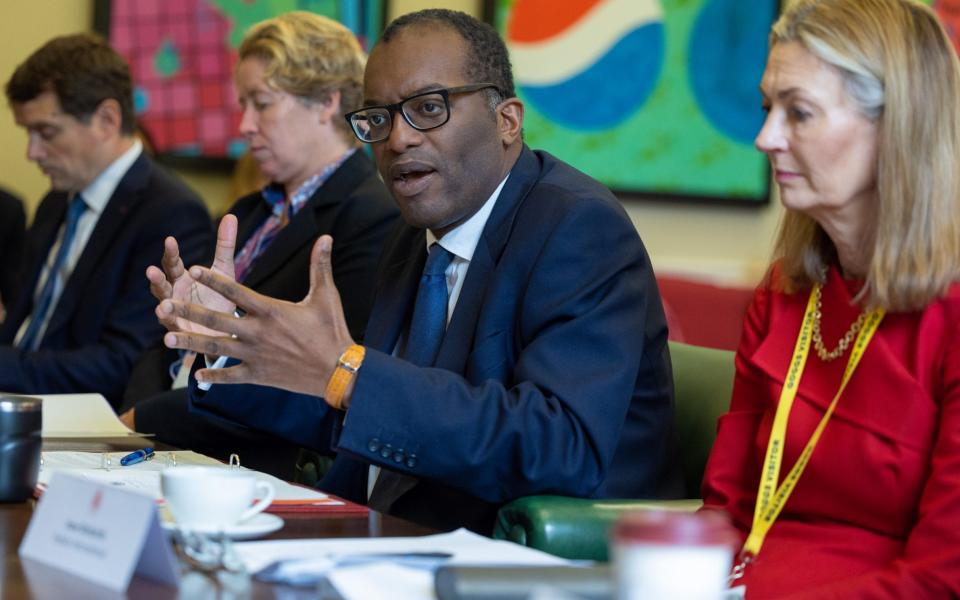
[770,0,960,311]
[239,11,365,144]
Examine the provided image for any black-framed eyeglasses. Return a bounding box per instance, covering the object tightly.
[345,83,500,143]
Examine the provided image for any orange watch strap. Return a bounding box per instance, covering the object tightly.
[325,344,365,410]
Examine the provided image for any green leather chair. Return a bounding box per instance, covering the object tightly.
[492,341,736,561]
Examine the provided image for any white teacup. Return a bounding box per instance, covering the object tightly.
[161,466,274,532]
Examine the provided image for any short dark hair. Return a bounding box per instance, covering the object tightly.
[5,33,135,135]
[380,9,516,106]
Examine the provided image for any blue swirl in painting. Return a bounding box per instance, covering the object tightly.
[688,0,776,143]
[507,0,665,131]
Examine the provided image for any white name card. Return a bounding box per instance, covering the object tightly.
[19,471,180,591]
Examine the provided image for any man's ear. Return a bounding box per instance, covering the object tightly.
[497,97,524,146]
[315,90,342,125]
[91,98,124,138]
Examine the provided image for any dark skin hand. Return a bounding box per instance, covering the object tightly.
[121,215,243,427]
[159,234,357,407]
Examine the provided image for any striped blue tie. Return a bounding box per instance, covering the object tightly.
[18,195,87,351]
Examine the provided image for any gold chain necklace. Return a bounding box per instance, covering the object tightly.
[811,283,868,362]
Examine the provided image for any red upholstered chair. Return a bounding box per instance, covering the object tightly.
[657,275,755,351]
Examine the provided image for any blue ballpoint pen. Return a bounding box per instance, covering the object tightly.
[119,447,155,466]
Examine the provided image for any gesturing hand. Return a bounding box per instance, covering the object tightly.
[147,215,238,336]
[160,235,355,399]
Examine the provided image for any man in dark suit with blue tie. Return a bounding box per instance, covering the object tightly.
[159,9,680,532]
[0,34,211,408]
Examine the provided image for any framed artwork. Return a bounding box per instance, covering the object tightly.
[94,0,387,169]
[483,0,779,205]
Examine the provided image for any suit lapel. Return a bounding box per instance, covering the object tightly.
[234,195,270,253]
[435,146,541,373]
[363,227,427,354]
[1,194,68,338]
[241,205,318,290]
[27,196,69,273]
[43,153,151,341]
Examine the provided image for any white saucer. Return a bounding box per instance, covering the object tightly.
[162,512,284,540]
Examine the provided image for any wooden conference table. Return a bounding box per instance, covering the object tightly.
[1,437,436,599]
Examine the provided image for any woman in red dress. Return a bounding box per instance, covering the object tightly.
[701,1,960,597]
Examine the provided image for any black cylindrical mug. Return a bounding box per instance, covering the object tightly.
[0,395,42,502]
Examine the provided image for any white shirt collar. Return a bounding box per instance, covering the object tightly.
[426,174,509,260]
[78,139,143,214]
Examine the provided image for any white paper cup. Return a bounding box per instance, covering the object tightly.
[160,466,274,532]
[612,510,739,600]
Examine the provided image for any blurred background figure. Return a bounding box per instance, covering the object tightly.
[0,33,211,406]
[122,12,398,479]
[701,0,960,597]
[0,187,26,322]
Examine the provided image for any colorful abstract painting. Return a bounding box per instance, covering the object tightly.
[95,0,385,164]
[486,0,778,204]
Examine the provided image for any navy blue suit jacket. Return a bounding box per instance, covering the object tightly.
[0,152,212,408]
[193,147,680,532]
[0,188,26,309]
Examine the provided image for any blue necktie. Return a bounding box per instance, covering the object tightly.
[402,243,454,367]
[18,195,87,351]
[369,243,454,512]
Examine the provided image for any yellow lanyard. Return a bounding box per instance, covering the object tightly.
[741,284,885,558]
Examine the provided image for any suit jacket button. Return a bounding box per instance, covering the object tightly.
[405,456,417,469]
[392,450,404,463]
[380,444,392,459]
[368,438,381,453]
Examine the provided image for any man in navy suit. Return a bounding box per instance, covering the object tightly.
[160,10,679,532]
[0,34,211,408]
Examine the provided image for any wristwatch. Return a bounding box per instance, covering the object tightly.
[325,344,365,410]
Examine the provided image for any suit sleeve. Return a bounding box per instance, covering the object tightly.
[335,199,663,503]
[0,195,212,407]
[773,318,960,599]
[700,279,772,536]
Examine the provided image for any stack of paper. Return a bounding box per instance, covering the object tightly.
[37,451,339,508]
[38,393,140,438]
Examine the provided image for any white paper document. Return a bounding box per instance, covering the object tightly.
[39,393,139,438]
[237,528,571,599]
[38,451,328,504]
